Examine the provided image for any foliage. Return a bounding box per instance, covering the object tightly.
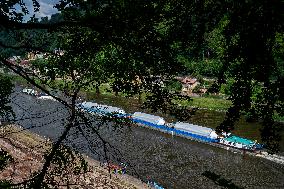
[0,0,283,188]
[205,16,229,60]
[219,79,234,96]
[0,180,12,189]
[211,0,284,153]
[142,83,194,121]
[0,150,13,189]
[181,58,223,77]
[273,32,284,77]
[0,74,14,122]
[192,84,202,93]
[165,79,182,92]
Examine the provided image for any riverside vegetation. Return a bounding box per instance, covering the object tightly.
[0,0,284,188]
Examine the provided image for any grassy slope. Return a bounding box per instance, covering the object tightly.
[187,97,232,111]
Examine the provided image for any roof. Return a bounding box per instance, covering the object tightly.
[173,122,213,137]
[20,60,30,65]
[176,76,197,84]
[224,135,255,146]
[132,112,165,125]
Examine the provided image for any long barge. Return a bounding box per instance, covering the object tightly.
[77,101,263,152]
[77,102,284,164]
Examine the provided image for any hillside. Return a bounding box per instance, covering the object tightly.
[0,125,149,189]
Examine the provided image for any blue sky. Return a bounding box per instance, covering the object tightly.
[16,0,60,21]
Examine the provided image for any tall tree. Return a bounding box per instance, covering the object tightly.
[0,0,284,188]
[214,0,284,152]
[0,75,14,123]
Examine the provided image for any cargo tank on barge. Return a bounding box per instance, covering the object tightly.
[77,101,126,115]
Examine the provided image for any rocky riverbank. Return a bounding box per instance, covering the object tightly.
[0,124,149,189]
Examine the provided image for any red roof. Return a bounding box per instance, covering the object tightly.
[20,60,30,65]
[178,77,197,84]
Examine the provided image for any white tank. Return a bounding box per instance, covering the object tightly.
[79,102,125,114]
[132,112,166,125]
[172,122,218,139]
[80,101,98,109]
[96,104,126,114]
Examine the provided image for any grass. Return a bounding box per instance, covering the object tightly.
[190,97,232,110]
[174,97,232,111]
[84,83,113,95]
[7,75,29,86]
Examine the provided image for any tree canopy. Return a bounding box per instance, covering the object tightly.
[0,0,284,187]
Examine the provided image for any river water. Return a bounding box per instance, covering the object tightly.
[11,89,284,189]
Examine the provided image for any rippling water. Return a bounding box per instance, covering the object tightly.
[11,89,284,189]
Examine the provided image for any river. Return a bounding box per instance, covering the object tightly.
[11,89,284,189]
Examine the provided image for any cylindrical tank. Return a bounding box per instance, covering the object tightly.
[97,105,126,114]
[172,122,217,139]
[132,112,166,125]
[79,102,126,114]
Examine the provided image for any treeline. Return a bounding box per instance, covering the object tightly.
[0,13,63,58]
[0,0,283,153]
[1,4,284,79]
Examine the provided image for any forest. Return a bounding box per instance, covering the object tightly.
[0,0,284,188]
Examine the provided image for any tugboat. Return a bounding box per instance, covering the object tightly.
[217,133,262,151]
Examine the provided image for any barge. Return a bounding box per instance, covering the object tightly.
[77,102,263,151]
[78,101,126,115]
[218,135,263,150]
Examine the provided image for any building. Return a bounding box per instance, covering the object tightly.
[176,76,199,95]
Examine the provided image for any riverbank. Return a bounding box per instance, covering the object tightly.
[0,124,149,189]
[5,73,284,122]
[7,73,283,123]
[6,74,232,111]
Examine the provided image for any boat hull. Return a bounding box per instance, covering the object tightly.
[132,118,218,143]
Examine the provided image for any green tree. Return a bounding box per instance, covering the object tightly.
[0,75,13,189]
[213,0,284,153]
[0,75,14,122]
[166,79,182,92]
[0,0,284,188]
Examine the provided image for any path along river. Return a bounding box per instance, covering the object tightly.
[10,89,284,189]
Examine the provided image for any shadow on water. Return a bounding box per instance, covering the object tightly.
[202,171,244,189]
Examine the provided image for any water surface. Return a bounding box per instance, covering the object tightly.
[11,89,284,189]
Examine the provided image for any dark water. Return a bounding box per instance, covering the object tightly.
[11,90,284,189]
